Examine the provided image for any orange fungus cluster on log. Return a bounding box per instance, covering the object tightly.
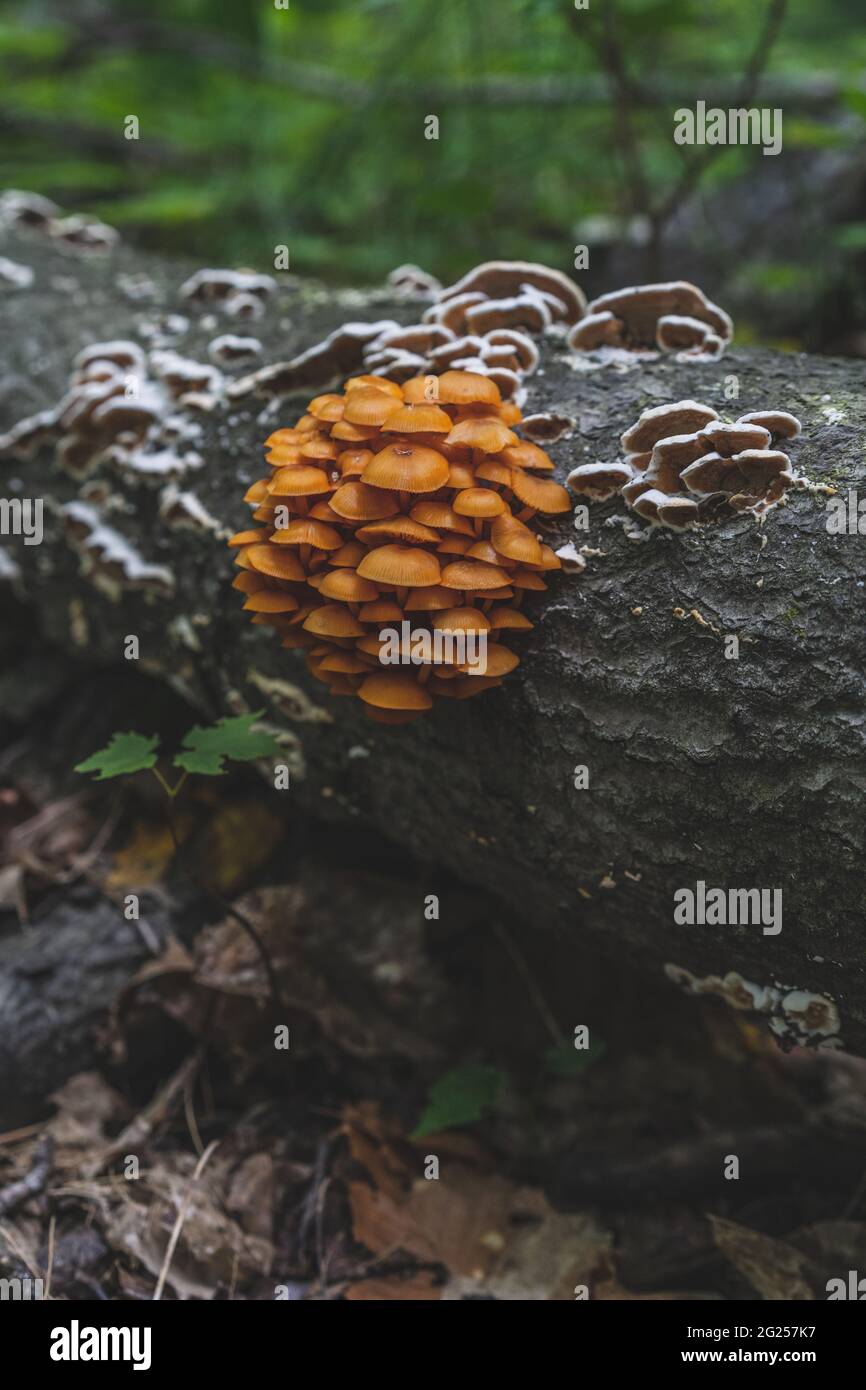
[230,370,571,724]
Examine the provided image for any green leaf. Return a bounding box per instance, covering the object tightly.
[412,1064,504,1139]
[545,1037,606,1077]
[173,711,281,776]
[74,731,160,781]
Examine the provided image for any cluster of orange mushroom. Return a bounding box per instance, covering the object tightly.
[229,370,571,724]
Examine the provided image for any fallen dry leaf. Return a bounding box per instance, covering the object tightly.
[106,1159,272,1301]
[342,1103,609,1300]
[710,1215,815,1300]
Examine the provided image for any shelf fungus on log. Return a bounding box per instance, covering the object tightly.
[232,370,571,724]
[568,281,733,362]
[567,400,802,530]
[231,261,586,407]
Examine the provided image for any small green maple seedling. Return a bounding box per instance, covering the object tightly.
[74,732,159,782]
[75,712,281,795]
[74,711,285,1008]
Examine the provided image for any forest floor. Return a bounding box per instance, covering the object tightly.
[2,647,866,1301]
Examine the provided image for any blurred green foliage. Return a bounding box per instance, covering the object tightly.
[0,0,863,313]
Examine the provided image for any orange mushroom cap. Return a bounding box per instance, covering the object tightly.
[330,419,380,443]
[459,642,519,678]
[445,417,518,454]
[436,369,501,407]
[440,559,511,590]
[409,501,474,536]
[232,571,267,594]
[356,516,439,546]
[509,470,571,514]
[336,448,374,477]
[432,607,491,633]
[361,443,450,493]
[498,442,555,473]
[245,544,306,582]
[358,598,404,624]
[299,435,340,463]
[466,539,513,566]
[403,585,454,611]
[319,650,375,675]
[330,539,368,567]
[268,465,333,497]
[436,535,473,556]
[243,479,270,505]
[307,393,345,423]
[317,568,381,602]
[489,514,543,565]
[475,459,513,487]
[344,375,403,398]
[381,402,454,434]
[269,518,342,550]
[487,606,533,632]
[358,672,433,712]
[510,568,547,590]
[357,544,442,588]
[453,487,508,518]
[302,604,366,638]
[330,481,399,521]
[243,590,300,614]
[343,387,403,428]
[228,527,270,547]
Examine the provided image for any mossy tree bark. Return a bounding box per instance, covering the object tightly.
[2,228,865,1058]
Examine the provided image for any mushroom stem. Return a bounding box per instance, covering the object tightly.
[399,490,410,511]
[516,506,537,522]
[300,543,311,567]
[417,664,432,686]
[396,586,409,606]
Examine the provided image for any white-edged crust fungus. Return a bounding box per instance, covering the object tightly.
[566,460,634,501]
[569,281,733,360]
[520,412,575,444]
[0,337,218,485]
[386,264,441,298]
[568,399,802,530]
[0,191,117,252]
[63,501,175,598]
[435,261,586,327]
[275,262,586,407]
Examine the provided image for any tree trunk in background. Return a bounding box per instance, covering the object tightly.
[1,227,865,1058]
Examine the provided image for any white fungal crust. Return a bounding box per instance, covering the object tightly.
[0,190,117,252]
[569,280,733,359]
[520,411,575,444]
[435,260,587,326]
[179,268,277,319]
[566,460,634,501]
[553,541,587,574]
[159,485,225,534]
[260,262,585,405]
[1,337,218,502]
[386,263,442,299]
[665,965,842,1045]
[568,399,802,530]
[0,256,34,289]
[208,334,263,365]
[62,501,175,598]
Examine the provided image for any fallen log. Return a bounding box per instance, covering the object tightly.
[2,223,865,1056]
